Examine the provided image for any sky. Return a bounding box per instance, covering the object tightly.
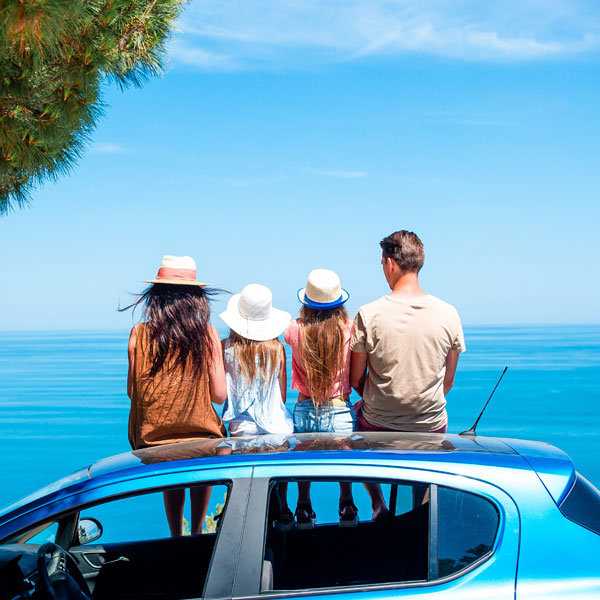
[1,0,600,330]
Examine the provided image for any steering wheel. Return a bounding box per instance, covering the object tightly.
[36,542,92,600]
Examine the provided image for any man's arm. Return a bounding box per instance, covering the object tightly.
[350,350,368,396]
[443,350,459,396]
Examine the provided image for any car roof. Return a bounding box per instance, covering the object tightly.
[0,432,574,523]
[90,431,517,478]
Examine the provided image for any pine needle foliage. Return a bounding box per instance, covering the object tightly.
[0,0,185,215]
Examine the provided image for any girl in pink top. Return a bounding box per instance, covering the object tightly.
[285,318,352,399]
[284,269,357,528]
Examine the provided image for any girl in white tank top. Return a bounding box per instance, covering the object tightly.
[218,284,293,436]
[221,337,293,435]
[219,284,295,528]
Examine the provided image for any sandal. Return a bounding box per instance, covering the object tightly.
[295,503,317,530]
[339,500,359,528]
[277,507,295,532]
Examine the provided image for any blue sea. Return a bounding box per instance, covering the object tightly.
[1,325,599,514]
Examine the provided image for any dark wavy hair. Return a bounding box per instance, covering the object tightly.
[120,284,220,378]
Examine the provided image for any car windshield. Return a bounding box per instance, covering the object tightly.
[0,467,90,518]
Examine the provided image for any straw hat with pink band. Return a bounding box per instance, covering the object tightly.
[144,255,210,287]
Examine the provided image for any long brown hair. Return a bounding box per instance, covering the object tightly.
[299,305,348,407]
[227,330,281,384]
[121,284,219,378]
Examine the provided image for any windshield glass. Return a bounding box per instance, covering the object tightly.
[0,467,89,518]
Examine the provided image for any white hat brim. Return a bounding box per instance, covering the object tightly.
[219,294,291,341]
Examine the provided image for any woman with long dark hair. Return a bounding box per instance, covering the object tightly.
[123,255,227,536]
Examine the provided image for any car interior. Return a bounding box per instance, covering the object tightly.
[262,480,430,592]
[261,478,500,593]
[72,531,218,600]
[0,477,499,599]
[0,483,229,600]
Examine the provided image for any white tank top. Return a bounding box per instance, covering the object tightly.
[222,341,293,435]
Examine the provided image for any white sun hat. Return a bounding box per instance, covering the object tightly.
[298,269,349,309]
[220,284,291,341]
[144,255,210,287]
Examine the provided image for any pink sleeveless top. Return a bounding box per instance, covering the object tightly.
[284,319,352,398]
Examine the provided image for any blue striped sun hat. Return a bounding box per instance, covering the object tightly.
[297,269,349,309]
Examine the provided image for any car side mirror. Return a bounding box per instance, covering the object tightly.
[78,517,103,544]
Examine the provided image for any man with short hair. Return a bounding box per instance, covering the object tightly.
[350,230,465,516]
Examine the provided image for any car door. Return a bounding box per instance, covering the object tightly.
[64,464,253,600]
[236,461,519,600]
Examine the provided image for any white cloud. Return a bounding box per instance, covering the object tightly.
[302,168,369,179]
[90,143,130,154]
[171,0,600,70]
[168,41,237,70]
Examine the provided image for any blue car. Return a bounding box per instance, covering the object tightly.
[1,432,599,599]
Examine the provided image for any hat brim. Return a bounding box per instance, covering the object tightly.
[144,279,210,287]
[219,294,291,341]
[297,287,349,309]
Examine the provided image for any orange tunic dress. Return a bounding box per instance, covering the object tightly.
[128,324,226,450]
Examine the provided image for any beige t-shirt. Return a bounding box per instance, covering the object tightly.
[350,294,465,432]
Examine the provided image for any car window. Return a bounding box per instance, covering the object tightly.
[262,479,499,592]
[438,486,499,577]
[78,483,229,544]
[15,520,59,545]
[559,473,600,536]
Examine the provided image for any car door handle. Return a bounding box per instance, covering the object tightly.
[80,554,130,569]
[103,556,130,565]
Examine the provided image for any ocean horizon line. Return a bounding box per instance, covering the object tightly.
[1,323,600,335]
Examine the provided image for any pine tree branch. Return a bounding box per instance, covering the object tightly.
[0,0,186,213]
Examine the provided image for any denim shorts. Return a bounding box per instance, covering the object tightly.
[293,400,356,433]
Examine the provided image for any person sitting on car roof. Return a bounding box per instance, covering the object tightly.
[285,269,359,529]
[350,230,466,519]
[123,255,227,537]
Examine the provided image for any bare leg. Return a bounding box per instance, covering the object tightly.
[363,483,390,520]
[296,481,314,525]
[190,486,212,535]
[339,482,353,503]
[338,482,356,520]
[276,482,295,527]
[278,482,290,511]
[412,484,428,508]
[297,481,312,507]
[163,488,185,537]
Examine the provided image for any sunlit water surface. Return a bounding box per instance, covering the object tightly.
[1,325,598,533]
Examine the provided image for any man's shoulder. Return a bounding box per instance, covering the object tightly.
[425,295,462,320]
[356,296,389,317]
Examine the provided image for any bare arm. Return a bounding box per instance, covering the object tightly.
[350,350,368,397]
[443,350,460,396]
[278,343,287,403]
[127,326,137,400]
[208,326,227,405]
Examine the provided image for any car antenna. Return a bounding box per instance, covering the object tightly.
[459,367,508,437]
